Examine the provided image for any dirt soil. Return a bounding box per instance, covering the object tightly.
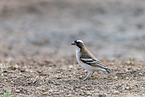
[0,0,145,96]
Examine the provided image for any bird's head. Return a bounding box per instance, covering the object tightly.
[71,40,85,49]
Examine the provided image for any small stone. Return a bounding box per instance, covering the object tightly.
[53,92,60,95]
[75,85,80,88]
[57,71,61,73]
[0,91,4,95]
[48,89,53,93]
[20,69,25,72]
[69,65,73,69]
[54,82,60,85]
[125,87,130,90]
[14,64,19,69]
[84,70,88,72]
[94,93,99,95]
[56,76,62,79]
[43,92,49,95]
[79,75,83,79]
[79,92,85,96]
[98,93,106,97]
[87,87,92,90]
[107,83,112,85]
[139,73,143,76]
[115,76,118,79]
[68,69,72,72]
[15,90,20,93]
[66,94,72,97]
[86,91,92,95]
[2,70,8,73]
[94,93,106,97]
[42,89,46,92]
[114,91,120,94]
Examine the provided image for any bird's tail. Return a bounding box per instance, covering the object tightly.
[105,68,115,78]
[96,66,116,78]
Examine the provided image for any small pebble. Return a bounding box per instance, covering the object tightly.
[20,69,25,72]
[69,65,73,69]
[53,92,60,95]
[125,87,130,90]
[107,83,112,85]
[15,90,20,93]
[48,89,53,93]
[57,71,61,73]
[86,91,92,95]
[79,75,83,79]
[42,89,46,92]
[66,94,71,97]
[68,69,72,72]
[115,76,118,79]
[43,92,49,95]
[139,73,143,76]
[56,76,62,79]
[114,91,120,94]
[84,70,88,72]
[99,93,106,97]
[94,93,106,97]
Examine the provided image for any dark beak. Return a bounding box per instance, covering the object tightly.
[71,41,76,45]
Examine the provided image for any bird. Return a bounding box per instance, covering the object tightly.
[71,40,115,81]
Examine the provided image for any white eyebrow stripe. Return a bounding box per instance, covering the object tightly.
[76,40,83,43]
[81,58,93,61]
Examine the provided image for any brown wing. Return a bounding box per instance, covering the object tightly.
[80,48,105,68]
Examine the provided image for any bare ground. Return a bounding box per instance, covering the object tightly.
[0,0,145,96]
[0,58,145,96]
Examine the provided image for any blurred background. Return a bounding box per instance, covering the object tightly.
[0,0,145,62]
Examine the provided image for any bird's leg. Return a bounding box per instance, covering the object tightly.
[83,71,92,81]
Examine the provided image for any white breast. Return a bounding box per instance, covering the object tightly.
[75,48,95,71]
